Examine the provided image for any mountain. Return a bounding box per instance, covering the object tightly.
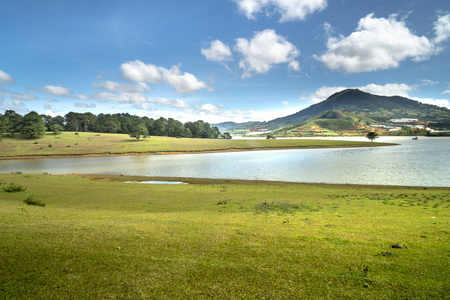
[263,89,450,130]
[213,89,450,134]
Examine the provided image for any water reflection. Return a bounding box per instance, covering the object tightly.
[0,137,448,187]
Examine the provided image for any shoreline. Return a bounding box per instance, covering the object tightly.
[79,174,450,190]
[0,143,396,160]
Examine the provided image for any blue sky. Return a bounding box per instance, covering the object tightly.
[1,0,449,123]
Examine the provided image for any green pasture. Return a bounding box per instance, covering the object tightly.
[0,132,392,158]
[0,173,448,299]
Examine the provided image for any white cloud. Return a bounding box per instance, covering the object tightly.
[201,40,233,63]
[75,103,97,108]
[316,14,438,72]
[43,85,72,96]
[0,99,24,110]
[43,103,51,109]
[197,103,221,114]
[421,79,439,86]
[234,29,300,78]
[283,101,290,105]
[46,97,59,102]
[434,14,450,44]
[152,97,190,108]
[91,92,147,105]
[77,93,87,100]
[309,83,449,108]
[3,92,38,100]
[120,60,209,95]
[234,0,327,22]
[0,70,14,84]
[92,81,151,93]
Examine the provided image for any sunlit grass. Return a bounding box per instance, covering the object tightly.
[0,132,392,158]
[0,173,448,298]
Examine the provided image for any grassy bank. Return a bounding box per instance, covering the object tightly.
[0,173,448,299]
[0,132,393,158]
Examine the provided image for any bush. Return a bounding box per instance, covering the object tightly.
[2,183,27,192]
[23,194,45,207]
[254,201,300,214]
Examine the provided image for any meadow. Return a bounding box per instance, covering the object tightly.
[0,173,448,299]
[0,132,392,158]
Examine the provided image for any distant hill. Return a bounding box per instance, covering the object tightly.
[212,121,261,132]
[269,110,385,137]
[214,89,450,134]
[264,89,450,130]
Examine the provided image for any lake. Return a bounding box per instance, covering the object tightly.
[0,137,448,187]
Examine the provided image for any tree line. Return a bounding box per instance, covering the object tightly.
[0,110,231,139]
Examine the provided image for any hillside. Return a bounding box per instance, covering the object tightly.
[268,110,391,137]
[264,89,450,130]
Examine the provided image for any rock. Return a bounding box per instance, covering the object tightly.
[391,244,405,249]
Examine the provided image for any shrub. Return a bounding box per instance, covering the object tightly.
[2,183,27,192]
[23,194,45,207]
[48,144,52,147]
[254,201,322,214]
[254,201,300,214]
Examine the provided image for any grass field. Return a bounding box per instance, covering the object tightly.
[0,132,392,158]
[0,173,448,299]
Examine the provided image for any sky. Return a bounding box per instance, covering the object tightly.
[1,0,449,124]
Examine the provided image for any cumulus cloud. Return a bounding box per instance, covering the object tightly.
[434,14,450,44]
[201,40,233,63]
[0,99,25,110]
[309,83,449,108]
[234,29,300,78]
[3,92,38,101]
[152,98,190,108]
[0,70,14,84]
[197,103,221,114]
[77,93,87,100]
[92,80,151,93]
[233,0,327,22]
[120,60,209,95]
[91,92,148,105]
[43,85,72,96]
[316,14,438,72]
[75,103,97,108]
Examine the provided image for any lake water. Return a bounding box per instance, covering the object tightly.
[0,137,448,187]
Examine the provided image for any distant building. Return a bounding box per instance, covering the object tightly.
[389,118,418,123]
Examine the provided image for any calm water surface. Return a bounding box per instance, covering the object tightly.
[1,137,448,187]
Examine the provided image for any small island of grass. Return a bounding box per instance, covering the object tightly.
[0,132,394,159]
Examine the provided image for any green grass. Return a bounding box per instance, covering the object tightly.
[0,173,448,299]
[0,132,393,158]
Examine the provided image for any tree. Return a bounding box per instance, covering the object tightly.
[4,110,23,135]
[366,131,378,142]
[128,124,149,140]
[20,111,46,138]
[0,114,9,134]
[50,124,63,135]
[221,132,232,139]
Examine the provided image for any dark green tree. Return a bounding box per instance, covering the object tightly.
[128,124,149,140]
[0,114,10,134]
[221,132,232,139]
[20,111,46,138]
[50,124,64,135]
[366,131,378,142]
[4,110,23,135]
